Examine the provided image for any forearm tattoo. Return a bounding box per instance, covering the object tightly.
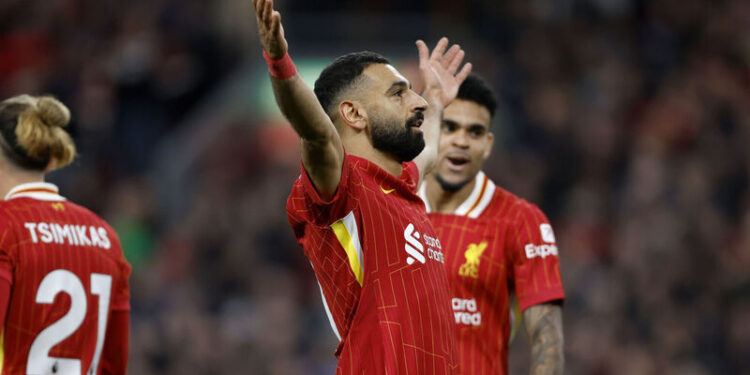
[523,303,564,375]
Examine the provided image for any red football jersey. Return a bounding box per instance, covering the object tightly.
[287,154,458,374]
[419,171,565,375]
[0,183,131,375]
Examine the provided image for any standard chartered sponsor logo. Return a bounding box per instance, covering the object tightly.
[524,243,558,259]
[404,223,444,265]
[404,223,425,265]
[452,298,482,326]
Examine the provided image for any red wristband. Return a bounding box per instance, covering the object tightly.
[263,50,297,80]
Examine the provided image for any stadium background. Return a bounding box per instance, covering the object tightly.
[2,0,749,373]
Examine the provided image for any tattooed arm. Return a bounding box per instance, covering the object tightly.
[523,302,564,375]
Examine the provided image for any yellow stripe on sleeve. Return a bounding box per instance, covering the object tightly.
[331,211,364,286]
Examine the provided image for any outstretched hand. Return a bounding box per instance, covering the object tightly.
[253,0,288,58]
[416,38,473,107]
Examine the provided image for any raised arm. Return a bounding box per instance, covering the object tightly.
[523,302,565,375]
[253,0,344,199]
[413,38,472,184]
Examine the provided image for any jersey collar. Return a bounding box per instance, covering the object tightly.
[419,171,495,218]
[4,182,66,201]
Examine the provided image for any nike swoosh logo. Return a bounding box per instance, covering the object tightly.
[380,186,395,194]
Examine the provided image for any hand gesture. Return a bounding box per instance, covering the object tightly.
[253,0,288,58]
[416,38,473,107]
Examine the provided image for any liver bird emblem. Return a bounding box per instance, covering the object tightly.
[458,241,488,278]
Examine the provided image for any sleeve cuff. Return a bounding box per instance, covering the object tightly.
[519,289,565,312]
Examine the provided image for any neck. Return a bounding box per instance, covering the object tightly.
[343,136,403,177]
[0,166,46,199]
[424,173,478,214]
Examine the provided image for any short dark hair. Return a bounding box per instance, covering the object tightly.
[456,73,497,118]
[314,51,389,116]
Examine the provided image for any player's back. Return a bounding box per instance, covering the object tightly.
[0,183,130,375]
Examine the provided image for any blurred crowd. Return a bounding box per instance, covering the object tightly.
[2,0,749,374]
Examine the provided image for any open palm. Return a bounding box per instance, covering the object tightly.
[417,38,473,107]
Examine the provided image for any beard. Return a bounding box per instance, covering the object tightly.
[370,112,425,162]
[435,173,472,193]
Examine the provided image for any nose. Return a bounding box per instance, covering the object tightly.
[410,91,428,113]
[452,129,470,148]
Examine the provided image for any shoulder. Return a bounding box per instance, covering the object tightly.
[485,186,550,229]
[287,155,364,226]
[65,201,114,228]
[483,185,535,216]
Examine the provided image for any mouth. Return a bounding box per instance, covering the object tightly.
[445,154,470,171]
[407,113,425,129]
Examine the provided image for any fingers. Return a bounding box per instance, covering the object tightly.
[430,37,449,60]
[447,49,465,74]
[254,0,275,27]
[442,44,461,69]
[271,11,282,35]
[264,0,274,27]
[255,0,267,23]
[455,62,473,84]
[257,0,267,18]
[416,40,429,66]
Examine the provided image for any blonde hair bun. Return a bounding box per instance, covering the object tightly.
[36,96,71,128]
[10,95,76,170]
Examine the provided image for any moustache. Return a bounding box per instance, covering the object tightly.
[406,112,425,128]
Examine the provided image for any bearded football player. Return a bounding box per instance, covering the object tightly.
[251,0,473,373]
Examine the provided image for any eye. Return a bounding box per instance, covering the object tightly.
[469,126,487,137]
[393,90,404,98]
[441,122,458,133]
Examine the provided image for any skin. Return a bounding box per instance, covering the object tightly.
[424,99,565,374]
[252,0,471,200]
[524,303,565,375]
[0,155,45,198]
[424,99,494,213]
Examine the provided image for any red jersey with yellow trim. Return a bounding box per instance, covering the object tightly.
[419,171,565,375]
[0,183,131,375]
[287,154,458,375]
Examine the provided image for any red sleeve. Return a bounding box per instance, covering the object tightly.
[0,227,14,286]
[99,310,129,375]
[295,154,357,226]
[0,230,13,328]
[0,278,10,333]
[507,202,565,311]
[108,233,132,311]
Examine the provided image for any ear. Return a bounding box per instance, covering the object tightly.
[339,100,368,131]
[483,132,495,160]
